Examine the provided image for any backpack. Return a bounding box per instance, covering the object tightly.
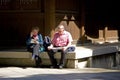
[43,36,51,51]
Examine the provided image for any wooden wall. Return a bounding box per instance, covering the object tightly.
[0,0,81,47]
[0,0,119,48]
[55,0,81,42]
[85,0,120,38]
[0,0,44,47]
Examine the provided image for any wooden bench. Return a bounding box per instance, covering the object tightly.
[0,46,119,69]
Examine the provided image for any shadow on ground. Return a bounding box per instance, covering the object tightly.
[0,67,120,80]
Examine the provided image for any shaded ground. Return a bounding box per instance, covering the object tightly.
[0,67,120,80]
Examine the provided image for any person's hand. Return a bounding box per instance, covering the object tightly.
[34,40,39,44]
[48,45,53,50]
[32,39,36,43]
[62,47,68,51]
[31,39,38,44]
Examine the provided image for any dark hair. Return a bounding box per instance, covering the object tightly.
[31,26,39,31]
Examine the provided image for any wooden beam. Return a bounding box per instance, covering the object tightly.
[80,0,85,45]
[104,26,108,42]
[44,0,55,38]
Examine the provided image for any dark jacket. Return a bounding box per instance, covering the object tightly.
[26,34,44,52]
[26,34,43,46]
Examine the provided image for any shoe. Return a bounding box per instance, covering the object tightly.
[59,65,63,69]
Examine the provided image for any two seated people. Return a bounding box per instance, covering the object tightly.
[26,25,75,69]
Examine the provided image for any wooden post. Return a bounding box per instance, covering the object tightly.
[80,0,85,45]
[104,26,108,42]
[44,0,55,38]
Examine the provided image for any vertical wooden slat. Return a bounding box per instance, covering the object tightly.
[44,0,55,38]
[80,0,85,45]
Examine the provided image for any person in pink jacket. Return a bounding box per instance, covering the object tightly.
[47,25,73,69]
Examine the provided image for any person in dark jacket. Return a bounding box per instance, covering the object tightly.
[26,26,43,67]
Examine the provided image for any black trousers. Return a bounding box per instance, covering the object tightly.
[27,44,42,67]
[47,49,66,67]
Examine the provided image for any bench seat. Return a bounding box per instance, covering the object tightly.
[0,46,119,69]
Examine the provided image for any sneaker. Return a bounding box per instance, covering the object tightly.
[59,65,63,69]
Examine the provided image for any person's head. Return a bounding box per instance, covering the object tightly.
[57,25,65,34]
[31,26,39,36]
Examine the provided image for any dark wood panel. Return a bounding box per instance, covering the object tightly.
[0,0,81,48]
[0,0,41,10]
[0,12,44,47]
[56,0,79,11]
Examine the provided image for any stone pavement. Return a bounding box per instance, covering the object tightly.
[0,67,120,80]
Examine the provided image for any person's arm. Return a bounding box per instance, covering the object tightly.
[67,32,73,46]
[47,33,56,50]
[63,32,73,50]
